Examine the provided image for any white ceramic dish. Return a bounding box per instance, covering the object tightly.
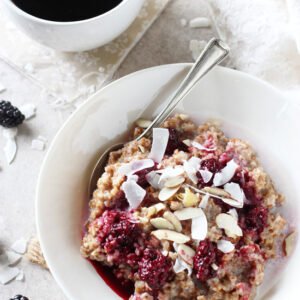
[36,64,300,300]
[2,0,144,52]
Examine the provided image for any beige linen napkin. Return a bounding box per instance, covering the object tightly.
[0,0,169,109]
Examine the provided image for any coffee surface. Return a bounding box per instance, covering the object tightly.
[12,0,123,22]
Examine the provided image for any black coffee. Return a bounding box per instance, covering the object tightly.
[11,0,123,22]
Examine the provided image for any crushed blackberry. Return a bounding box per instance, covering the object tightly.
[111,190,129,211]
[193,239,223,282]
[9,295,29,300]
[165,128,188,155]
[96,210,144,265]
[197,158,221,187]
[134,165,157,188]
[138,248,173,292]
[0,101,25,128]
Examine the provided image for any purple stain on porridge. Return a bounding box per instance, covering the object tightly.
[165,128,188,155]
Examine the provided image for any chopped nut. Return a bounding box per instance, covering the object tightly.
[145,206,156,218]
[216,213,243,237]
[183,188,199,207]
[182,139,191,146]
[176,244,195,266]
[170,200,184,211]
[159,186,181,201]
[284,232,296,256]
[150,217,175,230]
[163,211,182,232]
[151,230,190,243]
[179,114,189,121]
[136,118,152,128]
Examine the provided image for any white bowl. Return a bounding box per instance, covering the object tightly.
[2,0,144,52]
[36,64,300,300]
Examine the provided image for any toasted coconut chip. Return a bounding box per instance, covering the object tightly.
[217,240,235,253]
[11,238,27,254]
[158,166,185,184]
[191,141,216,152]
[150,218,174,230]
[213,160,238,186]
[173,256,192,276]
[199,194,210,209]
[202,187,231,198]
[177,244,195,266]
[284,232,297,256]
[227,209,238,221]
[20,103,36,120]
[149,128,169,163]
[191,211,208,240]
[183,157,201,184]
[145,171,162,190]
[164,176,185,188]
[151,230,190,243]
[159,186,181,201]
[121,180,146,209]
[174,207,205,221]
[163,211,182,232]
[224,182,244,207]
[0,266,19,284]
[135,118,152,128]
[119,159,154,176]
[183,139,191,146]
[216,213,243,237]
[199,169,213,183]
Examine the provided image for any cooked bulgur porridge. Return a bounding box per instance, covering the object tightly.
[81,114,291,300]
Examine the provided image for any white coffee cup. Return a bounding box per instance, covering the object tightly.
[2,0,144,52]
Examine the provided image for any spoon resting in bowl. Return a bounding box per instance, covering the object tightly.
[88,37,230,196]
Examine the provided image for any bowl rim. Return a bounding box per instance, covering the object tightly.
[3,0,132,26]
[36,63,300,300]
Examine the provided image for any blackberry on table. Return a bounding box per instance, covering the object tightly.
[9,295,29,300]
[0,100,25,128]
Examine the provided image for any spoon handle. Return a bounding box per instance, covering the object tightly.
[136,38,230,140]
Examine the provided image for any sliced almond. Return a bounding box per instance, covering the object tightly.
[202,187,231,198]
[177,244,195,266]
[152,203,166,212]
[151,230,190,243]
[216,213,243,237]
[211,263,219,271]
[145,206,157,218]
[163,211,182,232]
[183,187,199,207]
[174,207,205,221]
[164,176,185,188]
[284,232,296,256]
[136,118,152,128]
[138,145,146,153]
[183,139,191,146]
[159,186,181,201]
[150,218,175,230]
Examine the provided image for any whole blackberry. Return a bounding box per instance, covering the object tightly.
[9,295,29,300]
[0,100,25,128]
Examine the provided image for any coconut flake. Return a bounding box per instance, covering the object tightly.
[223,183,245,207]
[3,128,18,139]
[217,240,235,253]
[183,157,201,184]
[37,135,47,142]
[199,194,210,209]
[173,256,192,276]
[0,82,6,93]
[119,159,154,176]
[4,136,17,164]
[11,238,27,254]
[189,17,211,28]
[149,128,169,163]
[227,209,238,221]
[191,141,216,152]
[5,251,21,266]
[20,104,36,120]
[158,166,185,184]
[16,270,24,281]
[0,266,19,284]
[191,211,208,240]
[31,139,45,151]
[213,160,238,187]
[199,169,213,183]
[145,171,162,189]
[121,180,146,209]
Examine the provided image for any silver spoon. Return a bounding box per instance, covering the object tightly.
[88,38,230,196]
